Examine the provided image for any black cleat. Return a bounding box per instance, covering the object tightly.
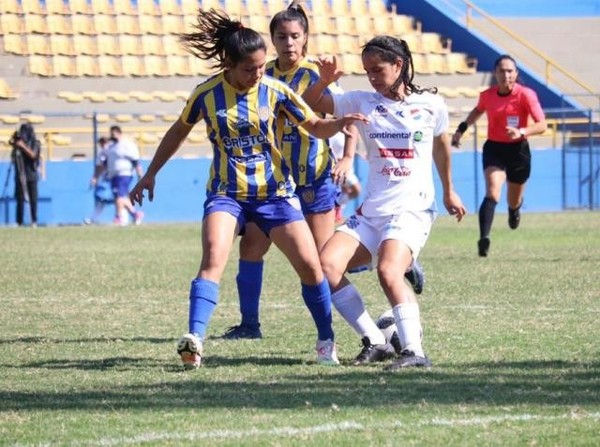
[508,206,521,229]
[220,324,262,340]
[385,350,432,370]
[353,337,395,365]
[478,237,490,257]
[404,259,425,295]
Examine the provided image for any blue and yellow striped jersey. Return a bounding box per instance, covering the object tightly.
[180,72,315,202]
[266,58,335,186]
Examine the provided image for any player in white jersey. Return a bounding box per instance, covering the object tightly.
[303,35,466,369]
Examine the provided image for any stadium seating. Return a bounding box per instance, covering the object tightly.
[0,79,18,100]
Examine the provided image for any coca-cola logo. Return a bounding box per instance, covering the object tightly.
[380,165,412,177]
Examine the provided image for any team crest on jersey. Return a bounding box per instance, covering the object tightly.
[414,131,423,142]
[258,106,270,121]
[236,117,252,130]
[216,109,228,119]
[374,105,389,115]
[302,188,315,204]
[277,181,287,190]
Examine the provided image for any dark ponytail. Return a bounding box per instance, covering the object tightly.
[362,35,437,98]
[269,0,310,56]
[181,8,266,70]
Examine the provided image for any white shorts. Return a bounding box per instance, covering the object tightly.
[337,210,436,261]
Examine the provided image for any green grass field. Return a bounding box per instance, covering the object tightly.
[1,212,599,446]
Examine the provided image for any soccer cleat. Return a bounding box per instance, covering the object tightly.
[385,350,432,370]
[220,324,262,340]
[353,337,395,365]
[478,237,490,257]
[177,333,202,370]
[316,339,340,365]
[508,206,521,230]
[404,259,425,295]
[134,211,144,226]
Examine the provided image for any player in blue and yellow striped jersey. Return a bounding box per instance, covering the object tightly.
[220,0,361,341]
[129,9,368,369]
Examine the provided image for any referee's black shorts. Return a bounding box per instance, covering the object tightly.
[482,139,531,184]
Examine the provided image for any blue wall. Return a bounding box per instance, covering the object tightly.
[0,148,592,226]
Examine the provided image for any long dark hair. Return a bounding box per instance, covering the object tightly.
[362,35,437,98]
[18,123,36,148]
[493,54,522,85]
[269,0,310,56]
[180,8,266,70]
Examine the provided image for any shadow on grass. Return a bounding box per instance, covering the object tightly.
[1,359,598,411]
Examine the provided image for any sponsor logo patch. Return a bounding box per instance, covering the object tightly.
[378,148,414,159]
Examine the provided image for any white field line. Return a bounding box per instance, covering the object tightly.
[14,412,600,447]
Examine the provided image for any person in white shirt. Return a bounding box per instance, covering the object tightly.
[105,126,144,226]
[303,35,466,369]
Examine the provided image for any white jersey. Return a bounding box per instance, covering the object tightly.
[106,137,140,178]
[332,90,448,217]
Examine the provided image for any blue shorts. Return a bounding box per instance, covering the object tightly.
[111,175,133,198]
[203,194,305,236]
[296,176,336,215]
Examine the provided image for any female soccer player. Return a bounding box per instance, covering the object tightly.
[129,9,367,369]
[220,1,359,340]
[451,55,547,257]
[303,36,466,369]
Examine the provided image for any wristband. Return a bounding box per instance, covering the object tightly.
[457,121,468,133]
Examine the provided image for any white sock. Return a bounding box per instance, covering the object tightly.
[392,303,424,357]
[331,284,386,345]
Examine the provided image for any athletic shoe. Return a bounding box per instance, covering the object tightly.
[385,349,432,370]
[177,333,202,370]
[134,211,144,225]
[508,206,521,229]
[220,324,262,340]
[353,337,395,365]
[316,339,340,365]
[478,237,490,257]
[404,259,425,295]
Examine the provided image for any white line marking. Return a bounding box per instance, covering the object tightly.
[13,412,600,447]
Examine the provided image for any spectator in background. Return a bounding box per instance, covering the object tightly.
[10,123,41,227]
[106,126,144,226]
[84,137,115,225]
[451,54,547,257]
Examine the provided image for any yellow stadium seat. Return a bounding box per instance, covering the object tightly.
[144,55,170,76]
[70,0,91,14]
[160,0,182,15]
[0,14,25,34]
[72,15,98,35]
[52,56,78,76]
[116,15,142,35]
[83,112,110,122]
[187,131,206,144]
[82,90,107,102]
[29,56,54,76]
[424,53,451,74]
[46,0,69,14]
[137,0,160,15]
[436,86,460,99]
[333,16,356,36]
[129,90,153,101]
[0,0,21,14]
[77,56,102,76]
[98,56,124,76]
[138,132,159,145]
[223,0,247,17]
[72,35,98,56]
[113,0,135,15]
[454,86,480,98]
[163,35,185,56]
[189,57,214,76]
[138,114,156,122]
[27,35,52,55]
[141,35,165,56]
[336,35,358,55]
[411,53,433,75]
[392,14,416,34]
[349,0,368,16]
[247,15,270,35]
[119,35,143,55]
[50,35,77,56]
[401,33,421,54]
[0,79,18,100]
[95,35,119,55]
[310,0,332,16]
[174,90,190,100]
[21,0,44,14]
[105,91,131,102]
[167,56,193,76]
[24,14,48,34]
[94,14,118,34]
[420,32,448,54]
[90,0,113,14]
[339,53,363,74]
[310,16,332,35]
[162,15,185,34]
[0,114,20,125]
[151,90,177,101]
[331,0,349,15]
[372,16,393,35]
[49,134,73,146]
[3,34,27,55]
[180,0,200,16]
[266,0,287,16]
[445,53,477,74]
[354,16,372,35]
[122,56,147,76]
[114,114,133,123]
[369,0,388,15]
[162,113,179,122]
[314,34,336,56]
[139,15,163,35]
[46,14,73,35]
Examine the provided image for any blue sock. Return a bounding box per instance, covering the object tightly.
[237,260,263,327]
[302,280,334,341]
[188,278,219,339]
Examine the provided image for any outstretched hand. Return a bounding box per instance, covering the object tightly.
[129,174,156,207]
[315,55,344,85]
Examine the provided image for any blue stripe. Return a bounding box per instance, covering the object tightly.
[214,83,231,194]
